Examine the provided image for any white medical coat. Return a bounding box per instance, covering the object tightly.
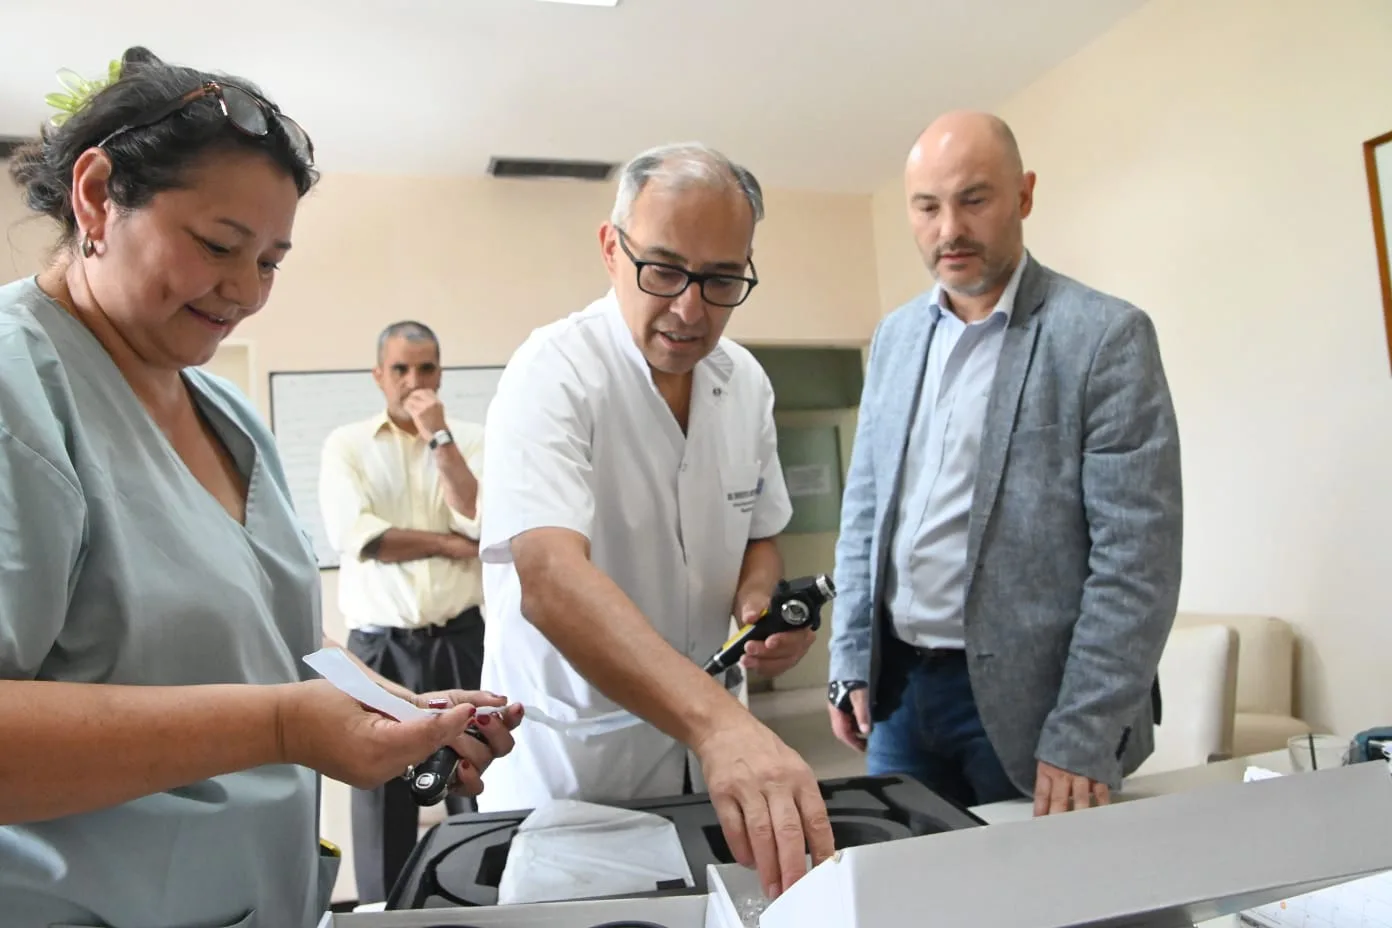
[477,291,792,811]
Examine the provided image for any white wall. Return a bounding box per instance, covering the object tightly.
[873,0,1392,736]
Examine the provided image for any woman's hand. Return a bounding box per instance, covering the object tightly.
[275,680,489,789]
[410,690,524,797]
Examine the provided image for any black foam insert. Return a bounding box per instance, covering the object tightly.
[387,774,985,911]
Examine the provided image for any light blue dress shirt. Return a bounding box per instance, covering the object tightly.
[885,255,1028,649]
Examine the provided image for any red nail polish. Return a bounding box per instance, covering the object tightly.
[477,713,491,726]
[427,698,449,709]
[457,758,471,770]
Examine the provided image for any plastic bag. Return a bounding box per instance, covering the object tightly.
[496,799,695,905]
[498,702,647,740]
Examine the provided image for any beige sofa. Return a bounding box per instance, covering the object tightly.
[1171,612,1312,756]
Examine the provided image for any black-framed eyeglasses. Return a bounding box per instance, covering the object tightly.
[97,80,314,166]
[616,228,758,309]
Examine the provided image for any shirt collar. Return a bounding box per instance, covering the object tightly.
[929,249,1030,324]
[600,289,651,374]
[372,411,417,440]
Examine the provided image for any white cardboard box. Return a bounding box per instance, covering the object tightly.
[331,762,1392,928]
[760,761,1392,928]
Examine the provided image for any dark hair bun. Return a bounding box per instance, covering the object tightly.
[119,46,164,73]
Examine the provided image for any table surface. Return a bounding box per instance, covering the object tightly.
[967,750,1295,927]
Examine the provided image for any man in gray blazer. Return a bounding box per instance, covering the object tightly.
[827,110,1182,815]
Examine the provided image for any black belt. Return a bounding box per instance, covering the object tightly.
[354,606,481,640]
[886,633,965,667]
[910,646,966,666]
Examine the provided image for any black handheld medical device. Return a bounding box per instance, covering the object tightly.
[408,725,492,807]
[701,574,836,675]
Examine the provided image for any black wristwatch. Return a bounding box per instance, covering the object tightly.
[828,680,867,713]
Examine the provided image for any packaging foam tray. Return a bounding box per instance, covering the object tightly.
[387,773,985,910]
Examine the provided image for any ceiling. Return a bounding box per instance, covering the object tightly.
[0,0,1146,193]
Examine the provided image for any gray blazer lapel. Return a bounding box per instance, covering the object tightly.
[964,259,1047,579]
[868,300,937,675]
[881,305,938,518]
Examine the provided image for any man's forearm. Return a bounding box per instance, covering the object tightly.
[518,538,746,751]
[1040,307,1183,782]
[734,538,783,615]
[828,362,878,683]
[1038,499,1180,778]
[434,444,479,520]
[362,528,463,563]
[828,492,877,683]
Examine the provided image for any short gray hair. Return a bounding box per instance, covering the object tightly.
[610,142,765,228]
[377,320,439,363]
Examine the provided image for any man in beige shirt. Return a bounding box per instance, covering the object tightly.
[318,320,486,904]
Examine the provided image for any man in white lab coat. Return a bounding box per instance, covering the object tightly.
[477,142,835,901]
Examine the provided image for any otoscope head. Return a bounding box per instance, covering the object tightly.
[773,574,837,629]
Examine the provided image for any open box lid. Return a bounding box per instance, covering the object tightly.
[759,761,1392,928]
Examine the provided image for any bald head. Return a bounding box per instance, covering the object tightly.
[902,110,1035,310]
[908,110,1023,180]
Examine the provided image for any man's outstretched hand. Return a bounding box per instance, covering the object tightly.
[695,716,836,901]
[1033,760,1110,816]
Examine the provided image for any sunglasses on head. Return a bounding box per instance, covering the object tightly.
[96,80,314,165]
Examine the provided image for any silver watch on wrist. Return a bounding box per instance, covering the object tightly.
[427,428,454,451]
[828,680,868,714]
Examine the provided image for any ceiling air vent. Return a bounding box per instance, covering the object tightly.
[487,156,617,182]
[0,136,34,160]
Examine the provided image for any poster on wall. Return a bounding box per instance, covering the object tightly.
[777,425,844,535]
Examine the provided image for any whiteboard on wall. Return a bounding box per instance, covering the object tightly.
[268,366,504,568]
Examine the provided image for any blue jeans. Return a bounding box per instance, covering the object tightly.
[866,650,1023,809]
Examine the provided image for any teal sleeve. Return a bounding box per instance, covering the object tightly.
[0,428,85,679]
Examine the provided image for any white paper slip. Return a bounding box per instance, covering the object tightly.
[302,647,643,736]
[518,703,648,739]
[303,647,669,740]
[302,647,432,722]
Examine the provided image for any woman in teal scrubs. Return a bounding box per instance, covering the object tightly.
[0,47,521,928]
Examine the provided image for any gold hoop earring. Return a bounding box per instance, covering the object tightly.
[80,235,96,258]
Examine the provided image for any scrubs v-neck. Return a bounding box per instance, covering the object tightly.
[0,278,327,928]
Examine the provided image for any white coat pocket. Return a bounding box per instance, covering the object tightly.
[720,462,761,553]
